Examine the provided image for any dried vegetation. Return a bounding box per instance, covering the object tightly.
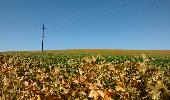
[0,53,170,100]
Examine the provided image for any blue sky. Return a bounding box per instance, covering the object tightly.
[0,0,170,51]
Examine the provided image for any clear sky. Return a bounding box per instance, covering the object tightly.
[0,0,170,51]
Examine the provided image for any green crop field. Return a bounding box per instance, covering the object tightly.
[0,49,170,99]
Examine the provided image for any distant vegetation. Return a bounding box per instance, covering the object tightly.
[1,49,170,56]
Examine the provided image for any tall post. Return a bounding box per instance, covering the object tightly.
[41,24,47,52]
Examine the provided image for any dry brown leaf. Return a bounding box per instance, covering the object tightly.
[92,56,96,63]
[37,95,41,100]
[73,79,79,84]
[119,73,124,80]
[157,80,164,89]
[53,67,60,75]
[96,80,103,88]
[104,90,113,100]
[79,76,86,83]
[63,88,69,94]
[88,90,98,99]
[79,91,86,96]
[115,86,125,92]
[97,90,104,98]
[79,68,83,75]
[24,81,29,87]
[108,65,115,71]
